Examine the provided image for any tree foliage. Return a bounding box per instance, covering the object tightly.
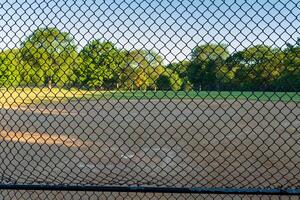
[167,60,191,91]
[0,49,21,86]
[20,27,77,87]
[188,44,229,90]
[156,69,183,91]
[225,45,284,90]
[275,39,300,91]
[1,27,298,92]
[76,40,125,89]
[121,49,164,90]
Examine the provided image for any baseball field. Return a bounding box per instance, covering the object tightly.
[0,87,299,199]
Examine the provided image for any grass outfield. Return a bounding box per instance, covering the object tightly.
[90,90,300,102]
[0,87,299,106]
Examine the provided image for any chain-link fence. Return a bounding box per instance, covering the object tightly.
[1,190,300,200]
[0,0,299,199]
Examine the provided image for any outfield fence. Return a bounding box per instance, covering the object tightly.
[0,0,299,199]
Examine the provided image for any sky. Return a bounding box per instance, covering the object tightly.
[0,0,299,63]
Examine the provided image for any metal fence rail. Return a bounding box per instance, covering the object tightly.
[0,0,299,199]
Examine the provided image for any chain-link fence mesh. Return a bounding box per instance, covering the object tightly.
[1,190,300,200]
[0,0,299,199]
[0,190,300,200]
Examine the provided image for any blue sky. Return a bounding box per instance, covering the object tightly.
[0,0,299,63]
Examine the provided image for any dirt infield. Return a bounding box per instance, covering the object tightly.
[0,98,299,191]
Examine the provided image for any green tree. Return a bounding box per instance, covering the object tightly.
[20,27,77,88]
[275,39,300,91]
[229,45,284,90]
[0,49,21,86]
[191,43,230,62]
[188,43,229,90]
[123,49,164,90]
[219,51,244,90]
[167,60,191,91]
[156,68,183,91]
[76,40,125,89]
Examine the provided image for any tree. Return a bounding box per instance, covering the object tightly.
[0,49,21,86]
[228,45,284,90]
[167,60,189,77]
[167,60,191,91]
[191,43,230,62]
[188,43,229,90]
[123,49,164,90]
[156,74,171,90]
[76,40,125,89]
[274,39,300,91]
[20,27,77,88]
[219,51,244,90]
[156,68,183,91]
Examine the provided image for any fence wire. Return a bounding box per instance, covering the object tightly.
[0,0,299,199]
[0,190,299,200]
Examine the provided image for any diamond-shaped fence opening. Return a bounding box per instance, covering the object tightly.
[0,0,299,199]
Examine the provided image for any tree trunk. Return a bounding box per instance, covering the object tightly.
[48,79,52,89]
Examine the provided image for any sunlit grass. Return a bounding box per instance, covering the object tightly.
[0,87,84,107]
[89,90,300,102]
[0,87,298,107]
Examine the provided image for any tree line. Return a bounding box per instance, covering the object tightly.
[0,27,299,91]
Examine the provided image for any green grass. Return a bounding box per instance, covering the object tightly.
[89,90,300,102]
[0,87,83,107]
[0,87,299,107]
